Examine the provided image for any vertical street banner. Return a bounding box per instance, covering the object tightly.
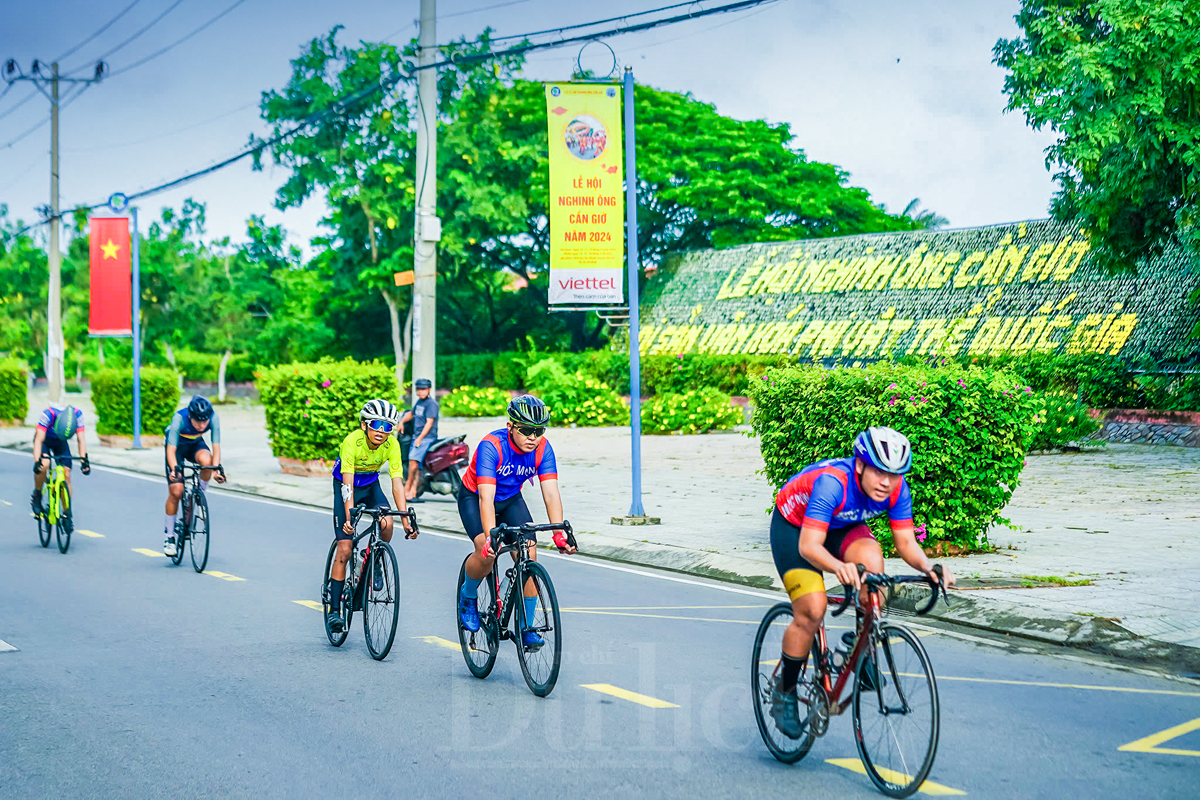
[88,216,132,336]
[545,82,624,304]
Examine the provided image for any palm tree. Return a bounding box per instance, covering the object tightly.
[901,198,950,230]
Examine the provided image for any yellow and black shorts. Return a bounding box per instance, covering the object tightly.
[769,507,876,601]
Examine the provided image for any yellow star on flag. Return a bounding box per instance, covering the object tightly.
[101,239,120,260]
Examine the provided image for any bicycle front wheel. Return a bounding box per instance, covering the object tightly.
[322,541,349,647]
[170,495,188,566]
[364,542,400,661]
[457,556,498,679]
[55,483,72,554]
[189,490,210,573]
[852,622,940,798]
[515,561,562,697]
[750,602,817,763]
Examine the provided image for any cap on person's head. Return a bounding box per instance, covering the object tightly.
[415,378,432,390]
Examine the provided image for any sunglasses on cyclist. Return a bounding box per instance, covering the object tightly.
[367,419,395,433]
[514,424,546,438]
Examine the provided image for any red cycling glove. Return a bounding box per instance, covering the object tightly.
[552,531,569,551]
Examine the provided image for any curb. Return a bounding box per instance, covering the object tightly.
[889,583,1200,674]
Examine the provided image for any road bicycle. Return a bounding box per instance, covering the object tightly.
[322,506,418,661]
[34,452,82,554]
[751,565,950,798]
[455,520,577,697]
[171,462,223,573]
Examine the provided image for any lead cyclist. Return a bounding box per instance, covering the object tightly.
[766,427,955,738]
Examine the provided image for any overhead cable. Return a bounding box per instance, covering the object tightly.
[108,0,251,78]
[71,0,189,74]
[53,0,145,63]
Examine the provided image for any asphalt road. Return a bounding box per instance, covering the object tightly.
[1,449,1197,798]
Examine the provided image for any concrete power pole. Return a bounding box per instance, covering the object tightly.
[412,0,441,400]
[2,58,106,404]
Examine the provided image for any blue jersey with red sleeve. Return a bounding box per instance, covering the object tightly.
[775,457,912,533]
[36,407,85,442]
[462,429,558,502]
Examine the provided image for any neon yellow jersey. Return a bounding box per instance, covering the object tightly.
[332,429,404,487]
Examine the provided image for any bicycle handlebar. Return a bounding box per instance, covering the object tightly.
[488,520,576,555]
[349,505,420,540]
[831,564,950,617]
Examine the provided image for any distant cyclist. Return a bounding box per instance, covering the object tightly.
[32,404,90,512]
[326,399,415,633]
[163,396,226,556]
[767,427,955,738]
[456,394,575,650]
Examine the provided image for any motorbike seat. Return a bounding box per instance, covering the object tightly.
[429,434,466,451]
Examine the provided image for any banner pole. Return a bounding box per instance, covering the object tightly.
[624,67,645,518]
[131,208,142,450]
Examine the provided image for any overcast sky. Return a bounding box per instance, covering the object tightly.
[0,0,1056,253]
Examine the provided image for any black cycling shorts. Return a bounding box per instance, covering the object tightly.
[165,439,211,483]
[769,507,877,600]
[41,436,72,468]
[457,488,532,541]
[333,478,391,540]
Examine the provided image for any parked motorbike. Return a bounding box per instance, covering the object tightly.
[404,434,469,499]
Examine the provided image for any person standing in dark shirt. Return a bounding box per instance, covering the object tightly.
[401,378,438,500]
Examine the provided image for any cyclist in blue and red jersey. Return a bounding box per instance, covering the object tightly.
[31,405,90,512]
[767,427,955,739]
[456,394,575,648]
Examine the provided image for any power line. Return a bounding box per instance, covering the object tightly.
[469,0,732,45]
[71,0,189,74]
[64,100,259,153]
[0,84,92,150]
[0,88,37,122]
[18,0,779,232]
[108,0,251,78]
[383,0,534,43]
[53,0,145,63]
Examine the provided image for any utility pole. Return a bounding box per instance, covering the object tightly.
[411,0,440,400]
[3,59,106,404]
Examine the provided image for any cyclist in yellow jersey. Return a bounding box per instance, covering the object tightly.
[326,399,415,632]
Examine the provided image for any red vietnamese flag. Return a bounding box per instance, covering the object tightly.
[88,216,132,336]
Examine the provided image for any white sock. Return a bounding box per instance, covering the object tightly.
[165,513,176,535]
[200,479,209,492]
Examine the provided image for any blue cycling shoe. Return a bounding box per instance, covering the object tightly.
[458,595,480,632]
[522,629,545,651]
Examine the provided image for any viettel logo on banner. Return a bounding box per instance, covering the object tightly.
[545,82,624,305]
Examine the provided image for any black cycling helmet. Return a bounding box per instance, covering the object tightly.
[507,394,549,427]
[188,395,214,422]
[414,378,432,390]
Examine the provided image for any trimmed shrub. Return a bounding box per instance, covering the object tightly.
[749,363,1038,554]
[525,359,627,427]
[641,388,743,434]
[643,353,789,396]
[493,352,525,389]
[257,359,397,462]
[0,360,28,421]
[92,367,181,436]
[1028,390,1103,450]
[438,354,494,389]
[442,386,511,417]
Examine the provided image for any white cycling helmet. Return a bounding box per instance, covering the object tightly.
[359,399,400,425]
[853,426,912,475]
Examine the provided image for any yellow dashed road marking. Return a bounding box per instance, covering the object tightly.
[132,547,166,558]
[413,635,460,651]
[293,600,323,610]
[1,500,12,506]
[1119,717,1200,757]
[77,530,104,538]
[826,758,966,795]
[204,571,245,582]
[581,683,679,708]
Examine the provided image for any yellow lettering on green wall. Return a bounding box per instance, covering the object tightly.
[1021,242,1056,282]
[968,317,1003,354]
[792,321,825,355]
[953,252,987,289]
[924,251,960,289]
[1039,237,1074,281]
[715,268,741,300]
[1066,313,1104,353]
[810,321,852,357]
[1099,313,1137,354]
[1054,240,1090,281]
[854,320,891,357]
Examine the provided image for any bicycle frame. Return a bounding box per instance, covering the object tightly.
[345,506,419,596]
[39,454,68,525]
[483,522,576,640]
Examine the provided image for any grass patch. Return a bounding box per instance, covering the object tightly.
[1019,574,1094,587]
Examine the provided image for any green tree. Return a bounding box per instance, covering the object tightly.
[0,206,49,370]
[995,0,1200,273]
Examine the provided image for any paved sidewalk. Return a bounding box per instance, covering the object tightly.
[7,388,1199,671]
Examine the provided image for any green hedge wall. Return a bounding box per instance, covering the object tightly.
[257,359,397,462]
[0,360,28,421]
[92,367,181,436]
[170,350,256,384]
[749,362,1038,554]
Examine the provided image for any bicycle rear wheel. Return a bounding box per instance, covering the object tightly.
[364,542,400,661]
[55,483,72,554]
[322,541,349,647]
[514,561,562,697]
[189,490,210,573]
[456,557,498,679]
[750,603,817,763]
[852,622,940,798]
[37,499,51,548]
